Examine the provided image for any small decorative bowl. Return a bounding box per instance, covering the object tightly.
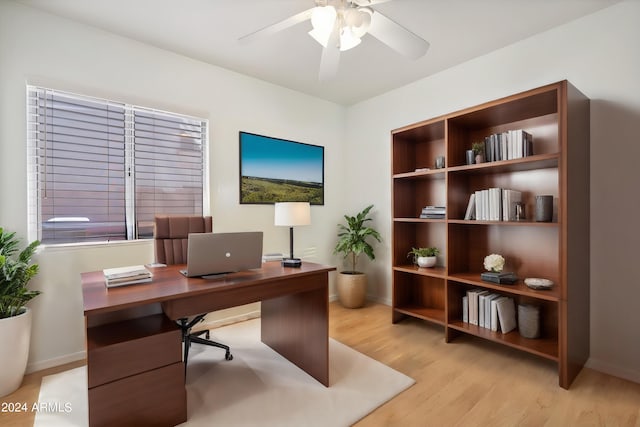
[524,278,554,290]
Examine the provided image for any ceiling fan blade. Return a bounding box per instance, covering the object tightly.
[367,10,429,60]
[238,8,314,44]
[318,21,341,81]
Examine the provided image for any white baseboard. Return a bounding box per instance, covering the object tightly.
[195,310,261,331]
[328,294,390,305]
[369,295,391,306]
[26,350,86,374]
[585,357,640,385]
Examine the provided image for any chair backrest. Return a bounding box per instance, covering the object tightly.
[154,216,213,265]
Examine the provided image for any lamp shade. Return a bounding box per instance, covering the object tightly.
[274,202,311,227]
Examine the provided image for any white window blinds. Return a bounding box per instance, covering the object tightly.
[27,86,207,244]
[133,110,205,239]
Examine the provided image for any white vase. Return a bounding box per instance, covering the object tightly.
[0,307,32,397]
[417,256,436,268]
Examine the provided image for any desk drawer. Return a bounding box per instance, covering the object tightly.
[88,362,186,427]
[87,313,181,388]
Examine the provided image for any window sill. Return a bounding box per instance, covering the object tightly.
[39,239,153,253]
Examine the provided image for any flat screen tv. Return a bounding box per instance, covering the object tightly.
[239,132,324,205]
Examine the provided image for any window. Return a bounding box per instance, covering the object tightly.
[27,86,207,244]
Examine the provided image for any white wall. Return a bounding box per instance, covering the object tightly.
[0,1,346,372]
[2,0,639,385]
[345,1,640,383]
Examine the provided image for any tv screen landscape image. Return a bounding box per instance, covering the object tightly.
[239,132,324,205]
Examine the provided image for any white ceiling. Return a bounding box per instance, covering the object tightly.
[15,0,620,105]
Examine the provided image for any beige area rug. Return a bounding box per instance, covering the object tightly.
[35,318,414,426]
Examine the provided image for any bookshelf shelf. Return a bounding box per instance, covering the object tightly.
[447,219,559,226]
[393,169,446,179]
[447,321,559,361]
[448,274,561,302]
[447,153,559,174]
[394,217,446,223]
[394,306,446,326]
[390,81,590,389]
[394,264,447,278]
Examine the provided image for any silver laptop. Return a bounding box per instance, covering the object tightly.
[180,231,263,278]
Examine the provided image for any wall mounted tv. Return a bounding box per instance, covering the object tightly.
[239,131,324,205]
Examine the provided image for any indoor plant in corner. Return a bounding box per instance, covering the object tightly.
[0,227,41,397]
[333,205,381,308]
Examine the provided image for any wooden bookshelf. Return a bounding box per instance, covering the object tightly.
[390,81,590,389]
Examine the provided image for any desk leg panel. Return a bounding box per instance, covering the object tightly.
[261,272,329,386]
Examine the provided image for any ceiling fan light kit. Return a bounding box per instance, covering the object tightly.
[308,4,373,51]
[239,0,429,79]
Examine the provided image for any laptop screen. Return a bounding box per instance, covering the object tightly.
[182,231,263,278]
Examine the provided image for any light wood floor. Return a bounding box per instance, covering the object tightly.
[2,301,639,426]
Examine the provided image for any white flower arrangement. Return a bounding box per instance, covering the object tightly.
[483,254,505,273]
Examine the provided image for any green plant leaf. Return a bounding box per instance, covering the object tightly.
[333,205,381,272]
[0,228,41,318]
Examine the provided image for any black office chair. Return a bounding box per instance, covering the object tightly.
[154,215,233,374]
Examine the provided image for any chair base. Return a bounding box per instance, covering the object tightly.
[179,315,233,376]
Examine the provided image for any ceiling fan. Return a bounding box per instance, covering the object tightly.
[239,0,430,80]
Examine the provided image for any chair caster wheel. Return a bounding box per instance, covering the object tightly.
[225,352,233,361]
[205,331,210,339]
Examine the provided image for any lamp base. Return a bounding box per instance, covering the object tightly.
[281,258,302,268]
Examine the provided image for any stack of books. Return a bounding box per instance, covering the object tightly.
[481,271,518,284]
[420,206,445,219]
[262,253,284,262]
[103,265,152,288]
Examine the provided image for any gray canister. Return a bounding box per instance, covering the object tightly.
[518,304,540,338]
[535,195,553,222]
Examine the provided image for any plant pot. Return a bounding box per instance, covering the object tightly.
[417,256,436,268]
[336,272,367,308]
[0,307,32,397]
[465,150,475,165]
[475,154,484,164]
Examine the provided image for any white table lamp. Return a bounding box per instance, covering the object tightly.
[274,202,311,267]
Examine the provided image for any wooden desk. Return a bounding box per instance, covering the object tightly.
[82,261,335,427]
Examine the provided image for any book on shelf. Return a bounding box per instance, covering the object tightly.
[462,295,468,323]
[103,265,152,288]
[483,130,533,163]
[502,189,523,221]
[465,289,476,325]
[463,193,476,220]
[470,188,522,221]
[484,294,501,329]
[491,296,508,332]
[496,297,517,333]
[463,292,503,330]
[479,292,499,327]
[488,188,501,221]
[467,289,488,326]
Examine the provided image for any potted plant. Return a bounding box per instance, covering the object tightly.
[472,141,485,164]
[333,205,381,308]
[0,228,41,397]
[407,247,439,268]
